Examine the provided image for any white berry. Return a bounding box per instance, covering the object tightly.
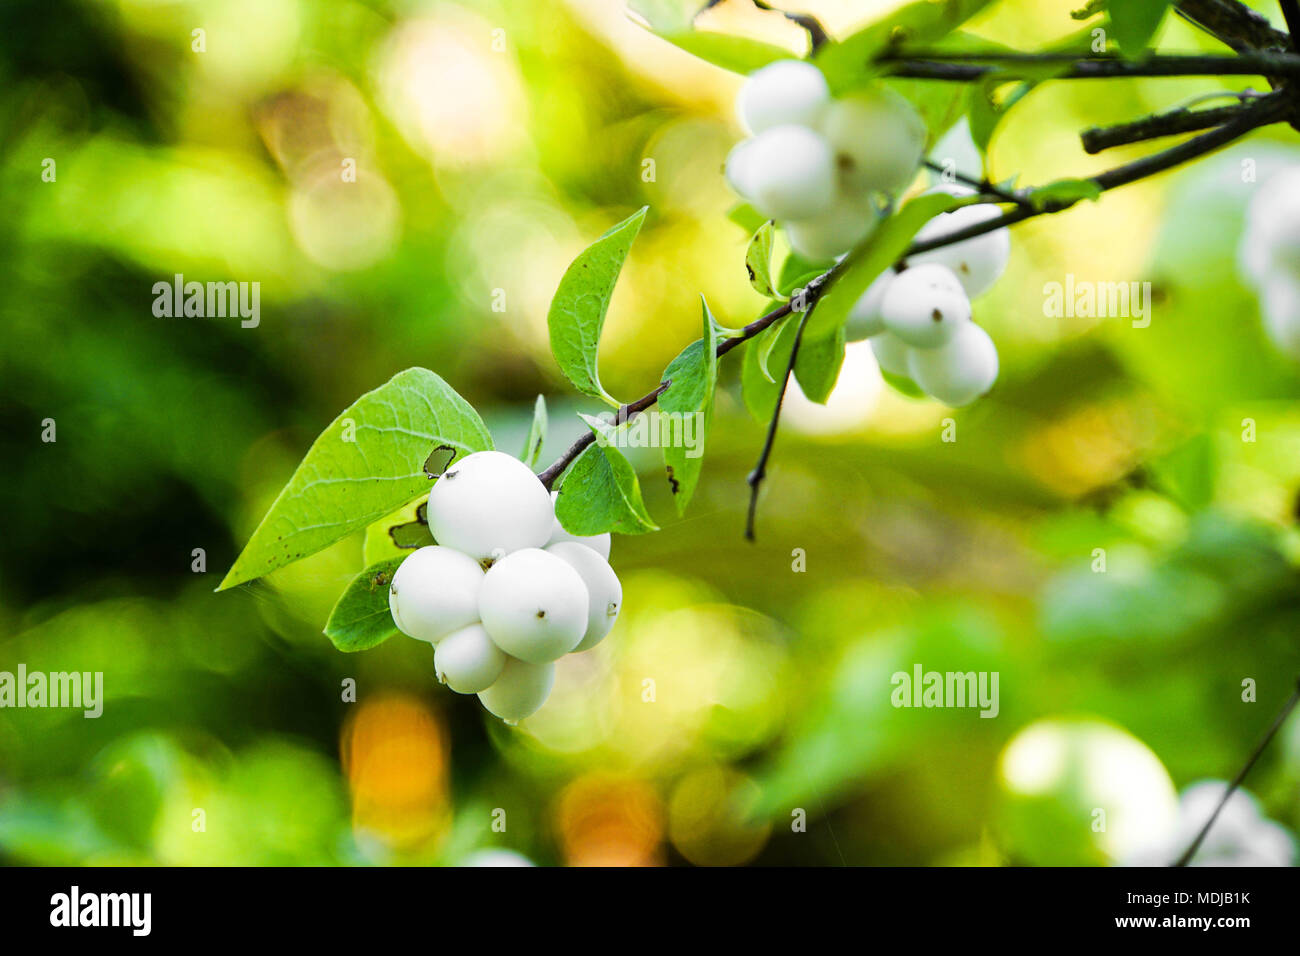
[880,263,971,348]
[724,139,761,202]
[845,270,894,341]
[388,545,484,644]
[818,88,924,196]
[869,331,913,377]
[745,125,835,221]
[478,548,589,663]
[782,193,878,263]
[1261,275,1300,359]
[736,59,829,135]
[545,542,622,652]
[434,623,506,694]
[478,656,555,724]
[545,491,611,559]
[910,202,1011,298]
[425,450,553,561]
[906,321,999,406]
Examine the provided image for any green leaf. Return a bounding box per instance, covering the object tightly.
[363,500,434,566]
[742,317,798,422]
[728,202,767,236]
[794,321,846,404]
[805,191,964,341]
[1108,0,1171,57]
[777,251,826,298]
[880,368,927,399]
[521,394,548,469]
[218,368,493,591]
[815,0,994,94]
[745,222,784,300]
[547,206,647,405]
[629,0,791,74]
[1028,177,1102,210]
[323,557,406,652]
[555,415,658,535]
[659,298,721,514]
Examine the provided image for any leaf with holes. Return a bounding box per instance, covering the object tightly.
[324,556,407,652]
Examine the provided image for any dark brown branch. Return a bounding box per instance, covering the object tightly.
[1173,0,1292,52]
[880,50,1300,81]
[1080,99,1262,153]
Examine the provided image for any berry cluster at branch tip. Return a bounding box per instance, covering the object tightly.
[849,183,1009,406]
[1241,166,1300,359]
[386,451,620,724]
[725,59,925,263]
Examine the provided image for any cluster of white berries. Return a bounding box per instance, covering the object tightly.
[725,59,925,263]
[387,451,621,724]
[846,185,1009,405]
[1241,166,1300,359]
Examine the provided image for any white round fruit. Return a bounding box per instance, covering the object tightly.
[1261,274,1300,359]
[545,491,611,559]
[545,542,622,653]
[724,139,761,202]
[388,545,485,644]
[868,331,913,377]
[478,548,589,663]
[736,59,829,134]
[818,88,925,196]
[880,263,971,348]
[906,321,998,406]
[845,270,894,341]
[1244,167,1300,275]
[433,623,506,694]
[910,202,1011,298]
[425,450,554,561]
[477,656,556,724]
[782,194,878,263]
[745,125,836,222]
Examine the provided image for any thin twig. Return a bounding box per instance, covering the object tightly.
[1173,677,1300,866]
[745,303,813,541]
[749,1,830,52]
[921,158,1028,204]
[1174,0,1292,52]
[1080,101,1259,153]
[881,50,1300,81]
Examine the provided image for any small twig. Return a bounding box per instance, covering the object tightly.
[536,384,670,489]
[1281,0,1300,53]
[1080,101,1258,153]
[921,158,1028,204]
[749,1,829,52]
[880,50,1300,81]
[1173,677,1300,866]
[745,303,813,541]
[1173,0,1292,52]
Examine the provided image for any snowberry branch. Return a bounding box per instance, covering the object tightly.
[880,50,1300,81]
[1080,98,1265,153]
[920,158,1031,206]
[534,86,1289,527]
[1173,677,1300,866]
[1173,0,1292,52]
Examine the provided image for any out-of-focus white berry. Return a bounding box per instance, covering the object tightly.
[724,139,761,202]
[425,450,554,561]
[1260,275,1300,358]
[460,849,535,867]
[869,331,913,377]
[545,542,622,652]
[782,193,878,263]
[1244,167,1300,279]
[477,656,556,724]
[910,201,1011,299]
[736,59,830,134]
[845,270,894,341]
[479,548,589,663]
[818,88,925,196]
[434,623,506,694]
[880,263,971,348]
[746,125,836,221]
[545,490,611,559]
[388,545,484,644]
[906,321,999,406]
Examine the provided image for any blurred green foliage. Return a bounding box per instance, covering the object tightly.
[1,0,1299,866]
